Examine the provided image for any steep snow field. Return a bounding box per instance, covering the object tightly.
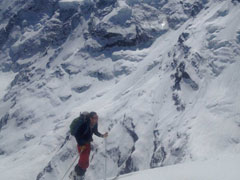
[109,155,240,180]
[0,72,15,100]
[0,0,240,180]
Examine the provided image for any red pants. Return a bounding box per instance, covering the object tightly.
[77,143,91,170]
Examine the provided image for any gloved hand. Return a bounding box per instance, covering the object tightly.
[103,132,108,138]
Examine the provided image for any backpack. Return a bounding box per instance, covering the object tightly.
[70,111,89,136]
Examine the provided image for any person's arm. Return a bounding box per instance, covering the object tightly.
[93,124,104,138]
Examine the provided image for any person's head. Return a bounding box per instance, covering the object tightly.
[89,111,98,126]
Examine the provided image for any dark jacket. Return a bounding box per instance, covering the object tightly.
[75,119,103,146]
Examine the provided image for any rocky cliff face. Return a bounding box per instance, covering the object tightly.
[0,0,240,179]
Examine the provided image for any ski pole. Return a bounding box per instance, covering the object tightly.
[104,137,107,180]
[61,155,78,180]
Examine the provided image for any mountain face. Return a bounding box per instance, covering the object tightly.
[0,0,240,179]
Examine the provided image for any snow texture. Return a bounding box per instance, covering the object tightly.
[0,0,240,180]
[108,155,240,180]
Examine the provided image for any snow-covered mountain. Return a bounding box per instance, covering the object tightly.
[110,154,240,180]
[0,0,240,179]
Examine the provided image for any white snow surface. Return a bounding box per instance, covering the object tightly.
[0,0,240,180]
[107,155,240,180]
[0,72,15,100]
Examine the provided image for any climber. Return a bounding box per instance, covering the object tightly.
[70,111,108,179]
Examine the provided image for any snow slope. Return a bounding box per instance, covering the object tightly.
[111,155,240,180]
[0,0,240,180]
[0,71,15,100]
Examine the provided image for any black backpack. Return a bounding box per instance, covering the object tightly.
[70,112,89,136]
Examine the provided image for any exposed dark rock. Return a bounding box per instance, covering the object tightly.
[0,148,5,155]
[3,91,17,102]
[182,74,199,90]
[0,113,9,131]
[172,93,181,106]
[9,38,45,62]
[209,61,225,77]
[59,8,77,22]
[237,31,240,44]
[51,66,65,78]
[113,65,132,77]
[171,59,178,70]
[43,19,72,48]
[24,133,35,141]
[176,104,185,111]
[89,23,152,50]
[0,14,18,49]
[182,72,190,79]
[232,0,240,4]
[46,47,63,68]
[107,147,121,165]
[151,129,167,168]
[191,2,204,17]
[167,16,187,30]
[107,144,137,175]
[0,62,11,72]
[181,1,205,17]
[96,0,117,9]
[172,93,185,111]
[10,69,32,87]
[36,82,46,89]
[60,148,74,162]
[172,72,182,91]
[169,132,189,163]
[122,115,138,142]
[45,163,53,173]
[178,32,190,44]
[1,0,81,63]
[35,68,45,75]
[59,133,71,150]
[61,63,81,75]
[108,115,139,174]
[87,1,171,51]
[12,109,35,127]
[172,62,198,91]
[150,146,166,168]
[36,161,53,180]
[88,70,113,81]
[72,84,91,93]
[120,148,138,175]
[180,44,191,57]
[59,95,72,102]
[1,0,58,59]
[147,61,160,71]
